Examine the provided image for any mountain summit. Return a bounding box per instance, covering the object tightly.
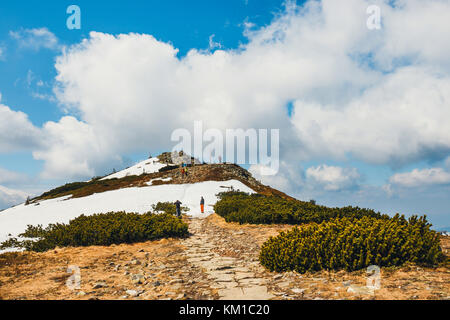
[0,152,289,252]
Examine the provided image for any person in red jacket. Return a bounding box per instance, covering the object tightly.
[200,196,205,213]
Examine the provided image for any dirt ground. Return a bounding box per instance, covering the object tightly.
[0,214,448,300]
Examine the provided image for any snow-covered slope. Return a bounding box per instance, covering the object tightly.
[0,180,255,253]
[100,157,167,180]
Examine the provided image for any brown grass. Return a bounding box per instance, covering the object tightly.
[0,214,448,300]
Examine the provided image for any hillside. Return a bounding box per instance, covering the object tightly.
[0,153,291,253]
[0,153,448,300]
[0,214,448,300]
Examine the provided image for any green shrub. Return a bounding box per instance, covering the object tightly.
[152,202,190,216]
[1,211,188,252]
[259,215,444,273]
[214,192,387,225]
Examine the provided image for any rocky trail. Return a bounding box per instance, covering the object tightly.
[183,217,274,300]
[0,214,449,300]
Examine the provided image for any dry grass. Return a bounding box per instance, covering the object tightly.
[1,214,448,300]
[0,238,192,300]
[204,214,450,300]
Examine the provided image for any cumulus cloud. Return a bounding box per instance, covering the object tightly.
[0,185,28,209]
[0,168,27,186]
[0,0,440,182]
[374,0,450,72]
[0,103,42,153]
[389,167,450,188]
[305,165,361,191]
[291,67,450,165]
[250,161,304,195]
[32,116,121,179]
[10,27,59,51]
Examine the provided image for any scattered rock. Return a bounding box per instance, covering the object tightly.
[291,288,306,294]
[126,290,139,297]
[131,259,141,265]
[92,281,108,289]
[131,274,145,284]
[176,293,186,299]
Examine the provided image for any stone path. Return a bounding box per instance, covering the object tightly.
[183,217,275,300]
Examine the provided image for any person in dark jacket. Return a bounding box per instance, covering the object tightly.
[175,200,182,218]
[200,196,205,213]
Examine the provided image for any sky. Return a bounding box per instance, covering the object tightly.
[0,0,449,230]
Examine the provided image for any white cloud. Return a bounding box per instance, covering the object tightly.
[208,34,222,50]
[0,103,42,153]
[389,167,450,188]
[249,161,304,195]
[0,168,27,186]
[374,0,450,72]
[33,116,121,179]
[0,46,5,60]
[305,165,361,191]
[7,0,446,181]
[291,67,450,165]
[0,185,28,209]
[10,27,59,51]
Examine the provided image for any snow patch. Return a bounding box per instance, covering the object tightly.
[101,157,167,180]
[0,180,254,253]
[146,177,172,186]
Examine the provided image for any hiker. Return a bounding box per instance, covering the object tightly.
[200,196,205,214]
[175,200,182,218]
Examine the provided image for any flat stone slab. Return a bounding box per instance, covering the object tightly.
[234,273,254,280]
[238,278,268,286]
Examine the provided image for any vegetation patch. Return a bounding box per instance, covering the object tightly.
[33,175,148,201]
[259,215,444,273]
[1,211,188,252]
[214,192,388,225]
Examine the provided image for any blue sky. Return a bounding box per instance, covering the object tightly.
[0,0,288,168]
[0,0,449,229]
[0,0,282,171]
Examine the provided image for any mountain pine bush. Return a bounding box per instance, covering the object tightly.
[214,192,388,225]
[152,201,190,216]
[259,215,444,273]
[1,212,188,252]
